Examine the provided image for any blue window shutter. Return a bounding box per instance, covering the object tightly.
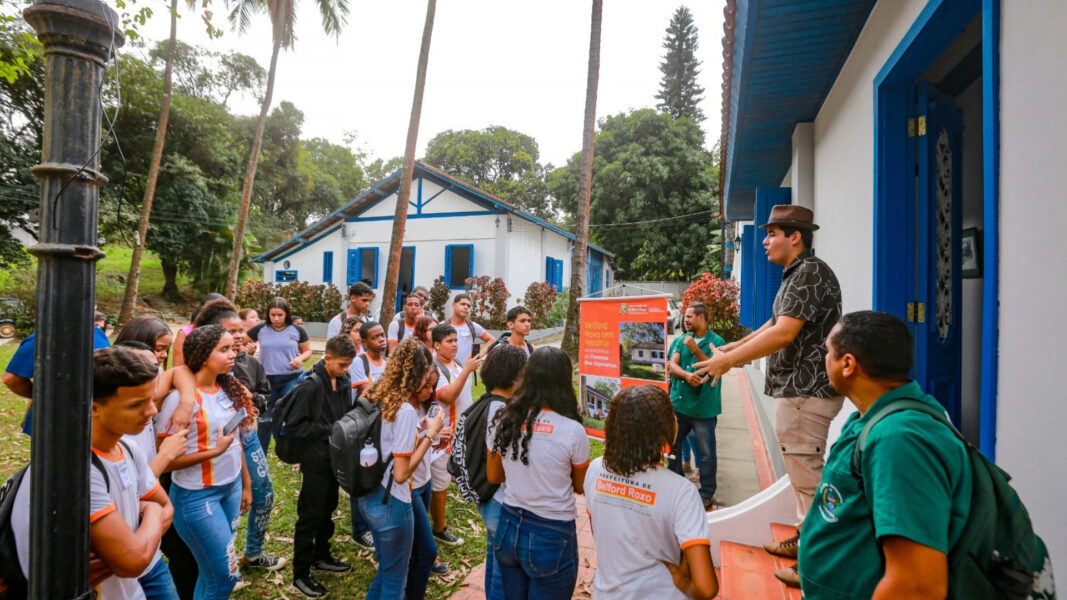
[556,258,564,290]
[323,251,333,283]
[753,188,791,326]
[546,257,553,287]
[740,225,755,328]
[347,249,359,286]
[445,245,453,286]
[372,248,379,288]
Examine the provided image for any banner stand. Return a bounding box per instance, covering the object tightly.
[577,294,672,421]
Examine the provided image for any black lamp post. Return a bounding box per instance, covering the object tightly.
[22,0,123,596]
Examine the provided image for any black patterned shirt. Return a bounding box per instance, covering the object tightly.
[765,250,842,398]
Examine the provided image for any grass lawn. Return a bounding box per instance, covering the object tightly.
[0,345,604,599]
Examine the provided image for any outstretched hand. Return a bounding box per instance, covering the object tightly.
[693,345,730,387]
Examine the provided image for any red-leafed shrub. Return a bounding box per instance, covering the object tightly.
[522,281,559,328]
[681,273,743,342]
[235,279,342,323]
[463,275,510,329]
[428,275,451,320]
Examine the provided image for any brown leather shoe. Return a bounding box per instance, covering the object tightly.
[774,564,800,588]
[763,531,799,558]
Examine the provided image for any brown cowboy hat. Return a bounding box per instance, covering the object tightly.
[758,205,820,231]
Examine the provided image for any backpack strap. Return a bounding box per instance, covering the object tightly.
[361,354,373,384]
[90,453,110,494]
[851,398,961,489]
[435,358,453,383]
[468,321,478,348]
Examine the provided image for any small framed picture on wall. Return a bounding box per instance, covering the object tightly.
[961,227,981,278]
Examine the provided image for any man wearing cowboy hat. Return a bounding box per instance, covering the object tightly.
[695,205,843,587]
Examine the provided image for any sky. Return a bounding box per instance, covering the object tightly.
[136,0,727,168]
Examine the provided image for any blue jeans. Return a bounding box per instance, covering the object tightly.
[681,431,702,465]
[406,483,437,600]
[358,484,414,600]
[348,486,371,537]
[171,477,242,600]
[260,372,301,452]
[493,504,578,600]
[477,497,505,600]
[242,429,273,558]
[669,413,718,500]
[139,558,180,600]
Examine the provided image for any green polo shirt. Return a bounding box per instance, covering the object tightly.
[667,336,686,401]
[670,330,725,419]
[798,381,972,599]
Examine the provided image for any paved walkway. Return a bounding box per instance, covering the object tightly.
[449,368,763,599]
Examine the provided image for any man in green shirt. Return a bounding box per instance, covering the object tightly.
[799,310,971,599]
[667,303,725,510]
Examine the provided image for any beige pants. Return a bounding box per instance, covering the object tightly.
[774,395,845,525]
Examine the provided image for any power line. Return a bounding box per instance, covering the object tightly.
[589,209,715,229]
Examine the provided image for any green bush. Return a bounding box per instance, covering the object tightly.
[235,280,343,323]
[543,286,569,327]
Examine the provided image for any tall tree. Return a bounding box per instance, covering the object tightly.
[560,0,602,361]
[655,6,705,123]
[379,0,436,325]
[424,126,555,219]
[117,0,180,327]
[224,0,349,297]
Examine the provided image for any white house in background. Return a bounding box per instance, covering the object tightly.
[721,0,1066,573]
[254,162,615,315]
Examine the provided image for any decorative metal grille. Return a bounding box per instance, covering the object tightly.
[935,128,953,343]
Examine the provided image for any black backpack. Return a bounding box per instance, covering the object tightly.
[487,334,533,356]
[0,443,126,599]
[329,396,394,501]
[853,398,1051,600]
[447,392,501,504]
[272,373,321,464]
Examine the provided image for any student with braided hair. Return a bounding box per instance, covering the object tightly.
[487,347,590,600]
[197,299,287,575]
[358,338,446,600]
[585,385,718,600]
[157,325,256,599]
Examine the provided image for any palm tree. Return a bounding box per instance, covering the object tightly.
[561,0,603,360]
[117,0,180,327]
[379,0,436,324]
[224,0,349,298]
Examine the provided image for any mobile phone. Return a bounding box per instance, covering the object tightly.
[223,408,247,436]
[427,401,440,419]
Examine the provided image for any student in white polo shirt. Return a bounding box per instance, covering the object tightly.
[448,293,496,363]
[585,385,718,600]
[487,347,590,600]
[387,294,423,354]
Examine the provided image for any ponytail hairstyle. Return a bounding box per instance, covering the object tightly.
[194,297,239,327]
[365,338,434,421]
[603,385,676,477]
[491,347,580,465]
[189,292,225,325]
[183,325,257,427]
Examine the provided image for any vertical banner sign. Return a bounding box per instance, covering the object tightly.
[578,295,670,419]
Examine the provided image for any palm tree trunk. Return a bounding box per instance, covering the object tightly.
[117,0,178,327]
[226,32,282,298]
[380,0,436,325]
[561,0,602,360]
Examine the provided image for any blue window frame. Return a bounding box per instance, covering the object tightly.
[753,188,790,326]
[275,270,298,283]
[348,247,379,287]
[444,244,474,289]
[322,251,333,283]
[545,256,564,290]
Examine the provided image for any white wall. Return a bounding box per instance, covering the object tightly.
[997,0,1067,572]
[811,0,928,314]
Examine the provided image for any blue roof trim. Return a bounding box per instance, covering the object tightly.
[255,162,614,262]
[723,0,877,221]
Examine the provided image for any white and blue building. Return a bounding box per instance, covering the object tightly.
[254,162,615,314]
[720,0,1066,572]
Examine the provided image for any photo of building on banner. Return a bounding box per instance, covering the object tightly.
[577,295,671,421]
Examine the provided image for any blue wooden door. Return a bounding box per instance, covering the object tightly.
[914,82,963,425]
[587,252,603,296]
[395,247,416,313]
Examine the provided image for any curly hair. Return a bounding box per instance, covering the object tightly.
[365,337,434,422]
[340,316,363,338]
[481,344,526,390]
[194,297,239,327]
[603,385,676,477]
[492,347,580,465]
[183,325,257,428]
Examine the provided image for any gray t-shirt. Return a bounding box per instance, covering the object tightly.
[584,457,710,600]
[248,323,309,375]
